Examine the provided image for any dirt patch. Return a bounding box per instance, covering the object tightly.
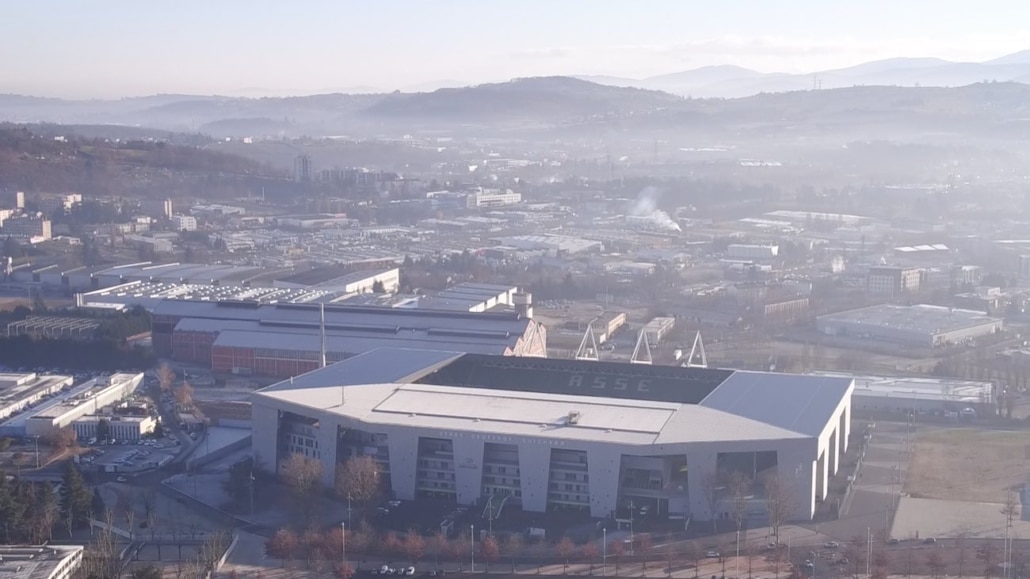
[905,428,1028,503]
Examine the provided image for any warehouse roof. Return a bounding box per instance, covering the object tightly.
[213,329,521,357]
[817,304,1003,335]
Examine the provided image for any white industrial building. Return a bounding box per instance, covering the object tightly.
[24,373,143,436]
[72,414,157,441]
[0,373,74,421]
[172,214,197,232]
[814,372,995,416]
[0,545,83,579]
[816,304,1004,347]
[252,349,854,522]
[467,190,522,209]
[726,244,779,260]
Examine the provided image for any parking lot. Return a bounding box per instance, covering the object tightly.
[80,436,181,473]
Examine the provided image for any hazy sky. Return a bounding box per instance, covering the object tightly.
[3,0,1029,98]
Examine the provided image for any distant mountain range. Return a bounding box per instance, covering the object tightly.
[573,50,1030,98]
[3,71,1030,140]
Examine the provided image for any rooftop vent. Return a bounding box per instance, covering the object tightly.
[567,411,582,425]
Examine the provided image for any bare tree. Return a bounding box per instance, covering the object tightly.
[636,533,653,572]
[335,455,382,510]
[175,381,194,409]
[727,470,752,535]
[977,542,1001,579]
[665,542,681,578]
[157,362,176,395]
[872,549,889,579]
[1002,489,1021,528]
[302,528,324,569]
[926,550,945,579]
[480,535,500,571]
[957,534,969,577]
[687,541,703,579]
[701,469,723,531]
[403,527,426,565]
[581,541,599,575]
[609,539,626,576]
[41,426,77,451]
[280,452,324,522]
[762,472,796,546]
[430,530,450,570]
[503,532,523,573]
[556,536,576,574]
[200,530,231,575]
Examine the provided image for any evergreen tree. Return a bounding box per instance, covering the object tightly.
[60,462,93,528]
[29,482,59,543]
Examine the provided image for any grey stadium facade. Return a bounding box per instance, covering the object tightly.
[252,348,854,522]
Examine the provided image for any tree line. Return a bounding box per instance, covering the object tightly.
[0,334,155,370]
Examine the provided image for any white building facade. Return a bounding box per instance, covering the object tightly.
[72,415,156,441]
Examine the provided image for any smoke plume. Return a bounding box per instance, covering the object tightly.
[629,187,681,232]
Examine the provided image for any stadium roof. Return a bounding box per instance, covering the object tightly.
[256,348,853,443]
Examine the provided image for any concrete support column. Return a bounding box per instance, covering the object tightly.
[840,405,850,455]
[250,402,279,474]
[587,449,621,518]
[387,430,421,501]
[316,418,339,488]
[686,449,718,520]
[828,429,838,477]
[451,437,485,506]
[518,445,552,513]
[778,446,817,520]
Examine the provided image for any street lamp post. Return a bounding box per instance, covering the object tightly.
[603,528,607,577]
[629,500,635,556]
[347,494,353,527]
[342,521,347,571]
[470,524,475,573]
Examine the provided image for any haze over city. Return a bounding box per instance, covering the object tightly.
[6,3,1030,579]
[3,0,1030,97]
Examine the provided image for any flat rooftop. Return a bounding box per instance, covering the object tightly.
[817,304,1003,334]
[0,373,72,406]
[80,281,343,310]
[275,266,396,288]
[814,371,993,404]
[0,545,82,579]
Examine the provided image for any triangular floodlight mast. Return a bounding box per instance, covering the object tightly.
[631,328,653,365]
[684,330,708,368]
[575,324,600,361]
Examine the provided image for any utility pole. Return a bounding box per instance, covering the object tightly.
[342,521,347,570]
[470,524,475,573]
[603,527,607,577]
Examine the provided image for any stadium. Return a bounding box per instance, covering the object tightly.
[251,348,854,522]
